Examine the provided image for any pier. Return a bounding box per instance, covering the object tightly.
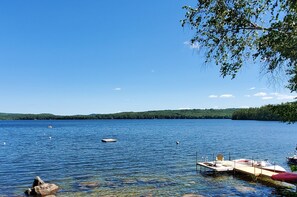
[195,153,292,189]
[197,160,278,178]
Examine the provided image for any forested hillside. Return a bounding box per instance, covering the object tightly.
[0,109,236,120]
[232,101,297,123]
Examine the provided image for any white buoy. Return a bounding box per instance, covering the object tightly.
[3,142,6,145]
[101,138,117,143]
[176,141,180,145]
[49,136,52,139]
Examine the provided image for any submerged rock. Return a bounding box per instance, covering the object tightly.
[78,181,100,188]
[25,176,59,196]
[182,194,205,197]
[234,185,256,193]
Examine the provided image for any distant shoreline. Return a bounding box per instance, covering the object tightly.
[0,109,236,120]
[3,101,295,122]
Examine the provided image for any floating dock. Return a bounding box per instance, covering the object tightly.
[197,160,278,178]
[197,160,234,172]
[196,153,297,193]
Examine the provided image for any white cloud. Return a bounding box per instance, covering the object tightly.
[239,106,250,108]
[184,41,200,49]
[262,96,274,100]
[244,95,251,97]
[113,88,121,91]
[266,92,296,100]
[209,95,218,98]
[251,91,296,100]
[276,94,296,100]
[249,87,256,90]
[209,94,234,98]
[178,107,192,110]
[220,94,234,98]
[254,92,267,97]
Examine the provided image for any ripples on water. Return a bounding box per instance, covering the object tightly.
[0,119,297,196]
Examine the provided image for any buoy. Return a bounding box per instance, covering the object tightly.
[176,141,180,145]
[101,138,117,143]
[49,136,52,139]
[3,142,6,145]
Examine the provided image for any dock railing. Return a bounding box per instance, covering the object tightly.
[196,152,233,163]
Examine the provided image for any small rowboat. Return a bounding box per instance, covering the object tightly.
[271,172,297,183]
[101,138,117,143]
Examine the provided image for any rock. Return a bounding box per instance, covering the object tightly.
[32,176,45,187]
[234,185,256,193]
[25,176,59,196]
[34,183,59,196]
[79,181,100,188]
[182,194,205,197]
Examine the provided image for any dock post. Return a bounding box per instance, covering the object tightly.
[196,152,198,172]
[273,162,276,172]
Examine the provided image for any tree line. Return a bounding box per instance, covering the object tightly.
[0,109,236,120]
[232,101,297,123]
[1,102,296,122]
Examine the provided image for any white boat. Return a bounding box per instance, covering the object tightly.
[101,138,117,143]
[233,159,286,173]
[257,160,286,173]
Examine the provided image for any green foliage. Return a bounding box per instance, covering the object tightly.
[270,101,297,123]
[182,0,297,92]
[0,109,236,120]
[232,101,297,122]
[232,105,280,121]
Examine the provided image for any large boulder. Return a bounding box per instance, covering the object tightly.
[25,176,59,196]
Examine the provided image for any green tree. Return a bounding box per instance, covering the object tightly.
[182,0,297,92]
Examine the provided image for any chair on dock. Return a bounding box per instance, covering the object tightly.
[216,154,224,161]
[215,154,224,166]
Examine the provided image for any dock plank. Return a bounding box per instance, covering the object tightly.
[234,165,278,177]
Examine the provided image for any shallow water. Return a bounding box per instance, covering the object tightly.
[0,119,297,196]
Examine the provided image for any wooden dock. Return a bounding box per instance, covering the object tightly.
[197,161,234,172]
[197,160,278,178]
[234,164,278,177]
[196,154,295,191]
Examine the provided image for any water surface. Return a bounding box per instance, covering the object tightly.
[0,119,296,196]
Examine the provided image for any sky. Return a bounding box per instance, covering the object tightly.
[0,0,296,115]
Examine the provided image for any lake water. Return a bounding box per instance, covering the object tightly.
[0,119,297,196]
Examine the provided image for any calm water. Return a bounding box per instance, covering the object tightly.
[0,119,297,196]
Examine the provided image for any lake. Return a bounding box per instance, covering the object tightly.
[0,119,297,196]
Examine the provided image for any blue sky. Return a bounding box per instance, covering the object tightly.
[0,0,296,115]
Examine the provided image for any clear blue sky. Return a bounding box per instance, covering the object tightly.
[0,0,296,115]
